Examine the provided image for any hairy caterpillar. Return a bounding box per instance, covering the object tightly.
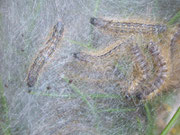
[90,17,167,35]
[128,44,149,94]
[26,21,64,87]
[73,39,129,61]
[170,25,180,59]
[135,42,169,100]
[129,25,180,101]
[169,25,180,88]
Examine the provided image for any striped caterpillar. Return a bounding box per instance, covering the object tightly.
[73,39,128,61]
[169,25,180,88]
[129,26,180,101]
[26,21,64,87]
[137,24,180,100]
[128,44,149,94]
[134,42,169,100]
[90,17,166,35]
[170,24,180,59]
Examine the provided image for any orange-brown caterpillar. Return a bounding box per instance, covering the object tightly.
[90,17,167,35]
[135,42,169,100]
[73,39,129,61]
[128,44,149,94]
[27,21,64,87]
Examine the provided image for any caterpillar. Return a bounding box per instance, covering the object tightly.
[169,25,180,88]
[90,17,167,35]
[129,24,180,101]
[26,21,64,87]
[170,24,180,59]
[128,44,149,94]
[73,39,129,61]
[135,42,169,100]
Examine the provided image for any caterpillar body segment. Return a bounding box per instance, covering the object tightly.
[137,72,168,100]
[27,54,46,87]
[128,44,149,94]
[90,17,167,35]
[27,21,64,87]
[135,42,169,100]
[130,45,149,75]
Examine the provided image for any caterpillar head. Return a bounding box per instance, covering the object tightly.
[52,21,64,38]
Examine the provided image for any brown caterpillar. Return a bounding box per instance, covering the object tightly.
[170,24,180,59]
[128,44,149,94]
[169,25,180,88]
[90,17,167,35]
[73,39,129,61]
[26,21,64,87]
[135,42,169,100]
[129,24,180,101]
